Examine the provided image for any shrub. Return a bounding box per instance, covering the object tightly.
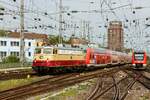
[2,56,20,63]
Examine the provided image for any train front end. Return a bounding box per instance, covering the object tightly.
[132,51,147,69]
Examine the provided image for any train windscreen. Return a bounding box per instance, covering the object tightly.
[134,53,144,61]
[35,48,42,54]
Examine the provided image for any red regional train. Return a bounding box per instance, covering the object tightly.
[32,46,131,74]
[132,50,147,69]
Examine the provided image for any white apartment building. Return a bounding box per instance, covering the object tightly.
[0,37,36,62]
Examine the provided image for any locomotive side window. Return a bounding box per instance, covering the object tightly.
[53,49,58,54]
[58,49,83,55]
[43,48,52,54]
[134,53,144,61]
[35,48,41,54]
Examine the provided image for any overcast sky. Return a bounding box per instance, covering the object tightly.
[0,0,150,53]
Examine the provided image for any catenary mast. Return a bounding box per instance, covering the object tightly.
[20,0,25,66]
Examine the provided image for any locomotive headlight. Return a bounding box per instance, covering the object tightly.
[143,64,147,67]
[132,64,135,66]
[46,58,49,62]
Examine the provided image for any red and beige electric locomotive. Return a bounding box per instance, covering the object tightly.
[32,46,131,74]
[132,50,147,69]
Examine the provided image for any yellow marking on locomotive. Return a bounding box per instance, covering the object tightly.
[34,54,85,61]
[52,54,85,60]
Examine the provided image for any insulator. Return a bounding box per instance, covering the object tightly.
[106,18,109,21]
[35,26,37,29]
[67,13,70,16]
[44,12,48,15]
[13,16,16,19]
[39,25,42,28]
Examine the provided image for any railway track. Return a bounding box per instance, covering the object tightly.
[133,71,150,89]
[0,74,75,100]
[86,76,103,100]
[120,69,150,99]
[0,67,121,100]
[88,76,130,100]
[1,64,148,100]
[112,76,120,100]
[85,65,150,100]
[120,79,136,100]
[0,63,128,81]
[0,69,36,80]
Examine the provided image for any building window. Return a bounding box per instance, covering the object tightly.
[28,42,31,46]
[0,51,7,58]
[28,52,31,57]
[11,52,19,57]
[0,41,7,46]
[11,41,19,46]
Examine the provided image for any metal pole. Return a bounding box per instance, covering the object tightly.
[20,0,25,66]
[87,21,90,43]
[59,0,63,44]
[73,23,76,35]
[103,34,105,47]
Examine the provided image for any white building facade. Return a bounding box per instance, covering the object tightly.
[0,37,36,62]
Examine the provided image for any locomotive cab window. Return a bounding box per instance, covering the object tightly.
[35,48,42,54]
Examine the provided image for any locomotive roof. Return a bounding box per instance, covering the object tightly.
[35,46,129,55]
[133,50,146,53]
[36,46,86,51]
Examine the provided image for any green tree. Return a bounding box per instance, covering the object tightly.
[48,35,70,45]
[0,30,7,37]
[2,56,20,63]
